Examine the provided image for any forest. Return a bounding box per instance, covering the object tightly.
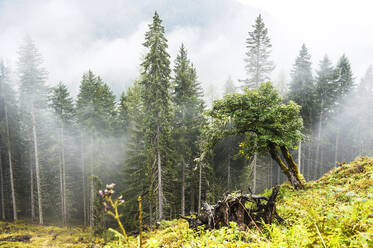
[0,2,373,248]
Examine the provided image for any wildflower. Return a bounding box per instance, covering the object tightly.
[99,190,104,197]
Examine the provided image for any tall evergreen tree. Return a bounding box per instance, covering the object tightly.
[76,70,117,230]
[0,61,17,220]
[172,44,204,216]
[333,55,354,163]
[122,81,148,229]
[244,14,275,88]
[139,12,172,220]
[50,82,74,225]
[288,44,315,131]
[243,14,274,192]
[17,37,47,224]
[314,55,337,175]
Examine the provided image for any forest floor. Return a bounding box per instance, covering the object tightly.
[1,157,372,247]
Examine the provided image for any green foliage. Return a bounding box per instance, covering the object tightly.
[208,82,304,157]
[287,44,315,131]
[76,71,117,136]
[139,11,173,220]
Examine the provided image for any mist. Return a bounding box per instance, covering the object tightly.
[0,1,372,246]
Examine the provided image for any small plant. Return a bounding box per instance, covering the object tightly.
[99,183,127,240]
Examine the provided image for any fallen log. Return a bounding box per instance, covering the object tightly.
[0,234,32,242]
[181,185,283,230]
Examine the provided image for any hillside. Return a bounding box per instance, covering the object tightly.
[1,157,372,247]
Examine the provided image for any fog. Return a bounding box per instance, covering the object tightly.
[1,0,372,96]
[0,0,372,231]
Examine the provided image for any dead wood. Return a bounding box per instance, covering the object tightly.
[182,185,283,230]
[0,234,32,242]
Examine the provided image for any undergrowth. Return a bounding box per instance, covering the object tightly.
[1,157,372,247]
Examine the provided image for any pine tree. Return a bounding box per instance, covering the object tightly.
[287,44,315,177]
[244,14,275,88]
[0,61,17,220]
[288,44,315,131]
[50,82,74,225]
[333,55,354,163]
[172,44,204,216]
[139,12,172,220]
[17,37,47,224]
[243,14,274,192]
[314,55,337,176]
[122,81,148,229]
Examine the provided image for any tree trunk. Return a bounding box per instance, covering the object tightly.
[298,141,302,172]
[227,158,231,191]
[316,101,323,178]
[61,123,67,225]
[268,143,304,190]
[198,162,202,215]
[31,104,42,224]
[181,160,185,216]
[89,136,94,242]
[334,130,339,164]
[80,132,87,226]
[29,145,35,222]
[252,153,257,193]
[156,124,163,220]
[59,122,67,225]
[5,103,17,220]
[190,178,195,214]
[59,127,64,224]
[0,150,5,220]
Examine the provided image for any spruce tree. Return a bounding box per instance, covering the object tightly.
[18,37,47,224]
[314,55,337,176]
[139,12,172,220]
[50,82,74,225]
[288,44,315,131]
[122,81,148,229]
[243,14,274,192]
[333,55,354,163]
[172,44,204,216]
[244,14,275,88]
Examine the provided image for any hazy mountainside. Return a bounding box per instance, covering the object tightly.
[1,157,372,247]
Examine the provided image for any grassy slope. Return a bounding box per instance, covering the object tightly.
[1,157,372,247]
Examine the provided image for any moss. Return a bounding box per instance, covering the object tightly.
[1,157,372,247]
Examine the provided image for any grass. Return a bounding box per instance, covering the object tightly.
[1,157,372,247]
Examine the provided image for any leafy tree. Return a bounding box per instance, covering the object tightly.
[244,14,275,88]
[208,83,305,189]
[139,12,173,220]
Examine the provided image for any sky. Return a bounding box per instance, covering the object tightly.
[0,0,372,98]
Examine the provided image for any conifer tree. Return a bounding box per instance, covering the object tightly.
[0,61,17,220]
[76,70,116,230]
[122,81,148,229]
[243,14,274,192]
[314,55,337,175]
[287,44,315,175]
[50,82,74,225]
[139,12,172,220]
[288,44,315,131]
[244,14,275,88]
[333,55,354,163]
[18,37,47,224]
[172,44,204,216]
